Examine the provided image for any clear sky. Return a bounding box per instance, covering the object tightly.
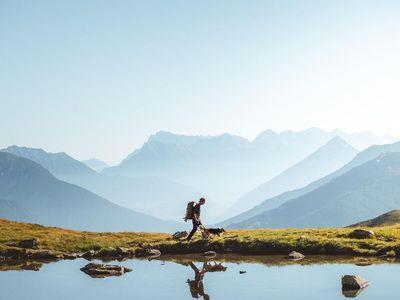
[1,1,399,164]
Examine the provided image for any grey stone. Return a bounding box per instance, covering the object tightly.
[348,229,375,239]
[172,231,188,240]
[82,250,98,259]
[287,251,305,260]
[135,247,161,258]
[62,253,79,260]
[342,275,370,290]
[80,263,132,278]
[18,238,38,249]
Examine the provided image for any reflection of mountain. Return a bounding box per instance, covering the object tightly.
[224,136,358,218]
[0,152,180,232]
[1,146,200,220]
[230,152,400,228]
[222,140,400,227]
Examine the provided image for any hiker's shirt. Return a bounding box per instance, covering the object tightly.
[193,203,201,224]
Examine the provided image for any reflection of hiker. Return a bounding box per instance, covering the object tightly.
[187,262,210,300]
[186,261,227,300]
[185,198,206,241]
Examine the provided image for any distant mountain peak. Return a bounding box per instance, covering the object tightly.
[82,158,109,172]
[3,145,69,158]
[323,135,354,148]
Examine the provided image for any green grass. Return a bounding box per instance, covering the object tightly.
[1,219,400,256]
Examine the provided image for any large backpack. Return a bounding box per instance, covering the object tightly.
[184,201,196,221]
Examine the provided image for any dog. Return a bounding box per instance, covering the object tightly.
[202,228,226,239]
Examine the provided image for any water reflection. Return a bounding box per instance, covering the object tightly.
[342,288,366,298]
[0,256,399,300]
[0,260,43,272]
[185,261,227,300]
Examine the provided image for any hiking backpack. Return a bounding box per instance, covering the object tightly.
[184,201,196,221]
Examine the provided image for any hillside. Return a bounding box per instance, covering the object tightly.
[221,139,400,227]
[349,210,400,227]
[224,136,358,218]
[1,146,200,221]
[230,152,400,229]
[0,152,180,232]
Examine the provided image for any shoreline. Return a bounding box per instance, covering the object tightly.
[1,218,400,262]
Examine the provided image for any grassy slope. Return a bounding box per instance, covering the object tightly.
[349,210,400,227]
[1,218,400,256]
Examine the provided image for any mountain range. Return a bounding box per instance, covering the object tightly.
[1,128,395,228]
[1,146,200,221]
[228,151,400,229]
[223,136,358,218]
[221,139,400,227]
[102,128,393,218]
[0,152,179,232]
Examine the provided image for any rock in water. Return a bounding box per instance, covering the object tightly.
[80,263,132,278]
[287,251,305,260]
[18,238,38,249]
[342,275,370,290]
[348,229,375,239]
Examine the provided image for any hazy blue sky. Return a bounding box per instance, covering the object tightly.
[1,1,399,164]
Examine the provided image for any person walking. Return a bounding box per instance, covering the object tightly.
[186,197,206,241]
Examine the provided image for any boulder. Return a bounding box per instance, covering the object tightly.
[80,263,132,278]
[204,251,217,257]
[342,275,370,290]
[115,246,134,256]
[97,247,118,257]
[287,251,305,260]
[348,229,375,239]
[18,238,38,249]
[26,250,63,260]
[172,231,188,240]
[82,250,98,259]
[62,253,79,260]
[135,247,161,258]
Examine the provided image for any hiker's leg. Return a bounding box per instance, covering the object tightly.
[187,220,198,240]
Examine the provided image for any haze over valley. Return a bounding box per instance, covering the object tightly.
[0,127,398,230]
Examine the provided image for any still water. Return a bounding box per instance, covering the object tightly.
[0,255,399,299]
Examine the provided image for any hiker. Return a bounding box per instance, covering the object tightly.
[186,197,206,241]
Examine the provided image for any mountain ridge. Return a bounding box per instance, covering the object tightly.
[221,139,400,227]
[222,136,358,218]
[229,152,400,229]
[0,152,180,232]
